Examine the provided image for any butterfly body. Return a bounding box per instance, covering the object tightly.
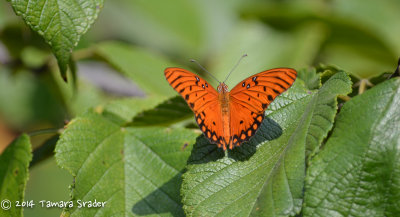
[217,83,232,148]
[165,67,297,150]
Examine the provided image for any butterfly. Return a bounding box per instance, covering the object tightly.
[164,66,297,150]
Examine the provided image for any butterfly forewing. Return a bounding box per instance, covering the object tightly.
[229,68,297,146]
[164,68,225,148]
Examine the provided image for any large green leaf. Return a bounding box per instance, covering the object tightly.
[0,134,32,217]
[181,71,351,217]
[55,111,199,217]
[304,78,400,217]
[304,71,352,158]
[7,0,103,76]
[95,41,177,97]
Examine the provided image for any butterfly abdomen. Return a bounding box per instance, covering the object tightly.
[217,84,233,150]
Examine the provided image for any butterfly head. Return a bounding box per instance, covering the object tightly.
[217,82,229,93]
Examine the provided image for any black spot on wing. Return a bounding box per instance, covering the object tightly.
[262,103,268,109]
[233,114,264,147]
[252,76,258,85]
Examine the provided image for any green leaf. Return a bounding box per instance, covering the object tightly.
[304,71,352,158]
[297,68,321,90]
[55,111,198,216]
[101,97,165,125]
[181,72,352,217]
[182,83,310,217]
[304,78,400,217]
[95,41,177,97]
[130,96,192,127]
[7,0,103,77]
[0,134,32,217]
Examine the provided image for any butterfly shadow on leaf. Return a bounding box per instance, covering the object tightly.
[131,172,185,216]
[188,117,283,164]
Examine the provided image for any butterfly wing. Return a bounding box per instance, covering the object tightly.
[228,68,297,147]
[164,68,225,148]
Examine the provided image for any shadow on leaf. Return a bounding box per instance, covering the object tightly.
[130,118,282,216]
[131,173,185,216]
[229,118,283,161]
[188,117,283,164]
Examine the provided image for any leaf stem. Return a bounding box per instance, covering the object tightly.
[338,95,351,101]
[28,128,63,137]
[73,47,95,60]
[358,79,367,94]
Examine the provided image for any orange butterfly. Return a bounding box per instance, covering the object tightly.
[164,64,297,150]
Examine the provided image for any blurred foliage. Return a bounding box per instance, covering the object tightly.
[1,0,399,134]
[0,0,399,216]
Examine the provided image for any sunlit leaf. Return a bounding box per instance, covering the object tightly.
[55,111,198,216]
[181,71,351,217]
[304,77,400,217]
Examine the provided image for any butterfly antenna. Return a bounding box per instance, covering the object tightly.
[223,54,248,83]
[190,59,220,83]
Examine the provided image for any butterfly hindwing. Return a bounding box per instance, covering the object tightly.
[194,105,226,148]
[229,68,297,147]
[164,67,225,147]
[229,100,265,147]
